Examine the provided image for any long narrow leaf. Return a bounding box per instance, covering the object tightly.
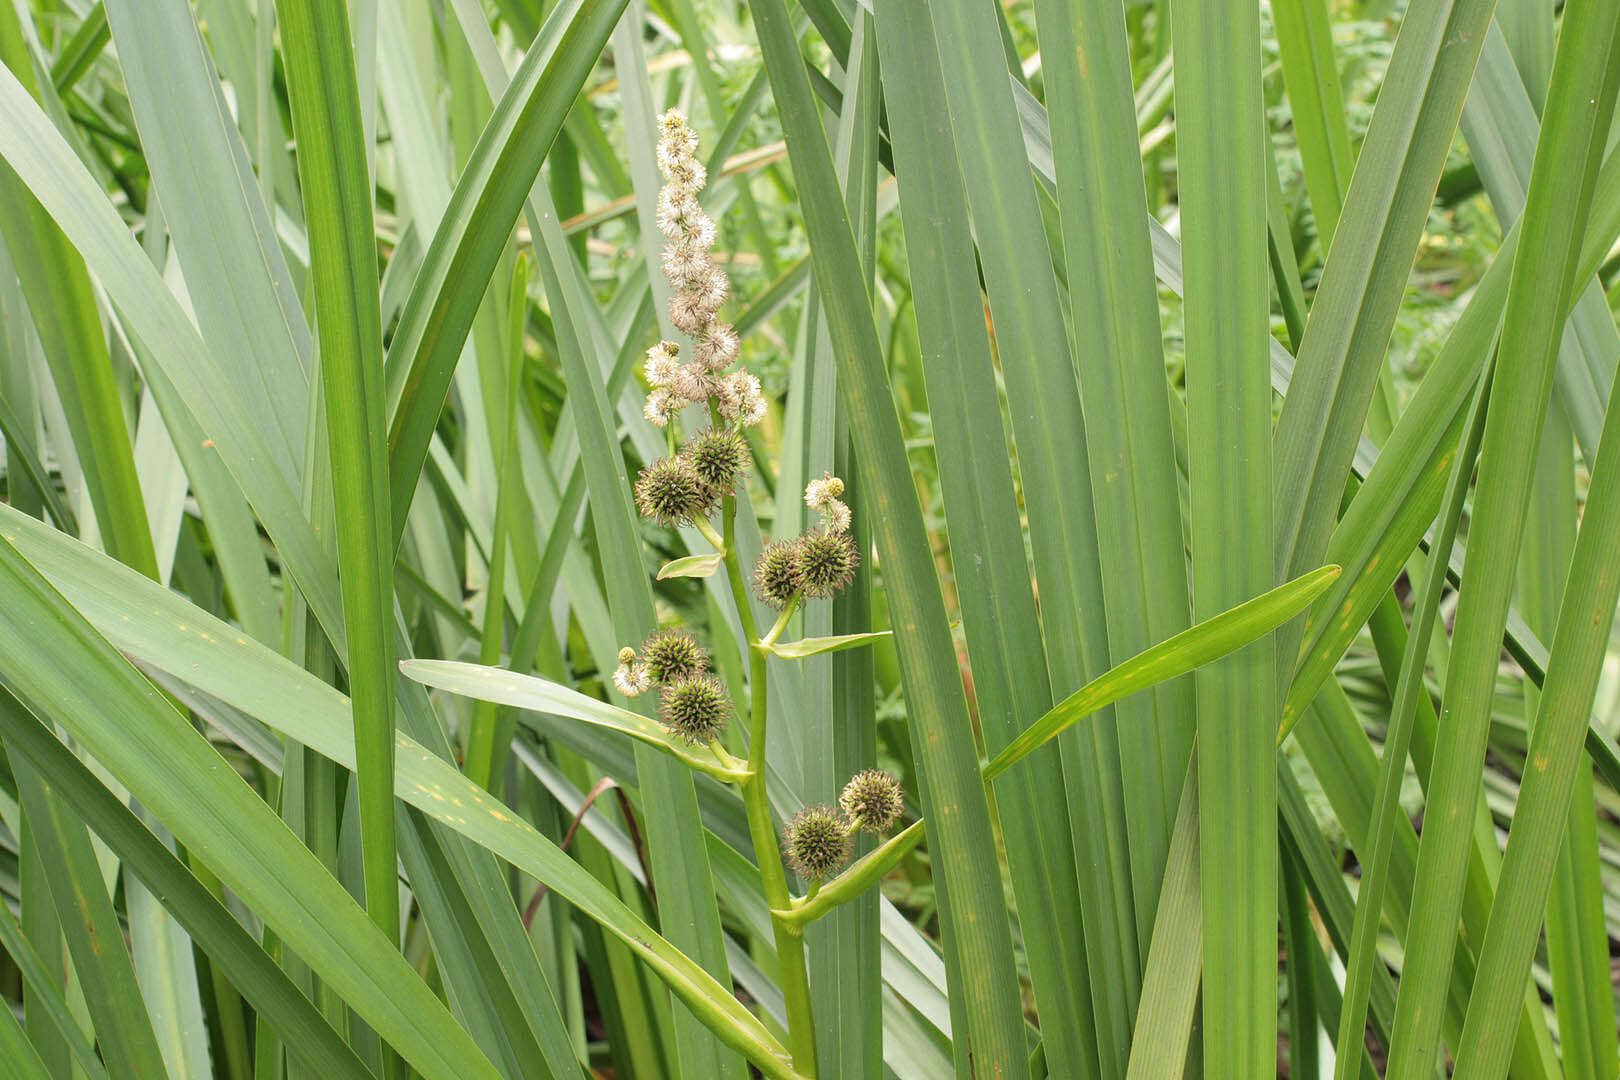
[0,5,156,578]
[0,509,799,1078]
[1385,0,1620,1069]
[8,759,170,1079]
[987,566,1340,779]
[1037,0,1195,972]
[0,695,373,1079]
[273,0,397,941]
[1270,0,1500,681]
[1451,65,1620,1080]
[1173,0,1275,1063]
[868,7,1101,1076]
[750,0,1032,1073]
[402,661,746,781]
[382,0,629,545]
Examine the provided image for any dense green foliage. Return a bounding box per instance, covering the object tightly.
[0,0,1617,1077]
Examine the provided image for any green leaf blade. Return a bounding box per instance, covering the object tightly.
[755,630,891,659]
[401,660,745,780]
[1385,0,1620,1069]
[274,0,397,942]
[383,0,630,546]
[987,566,1340,781]
[751,0,1033,1073]
[1171,0,1277,1059]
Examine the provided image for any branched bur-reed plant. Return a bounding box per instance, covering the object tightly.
[397,108,1338,1080]
[613,109,918,1076]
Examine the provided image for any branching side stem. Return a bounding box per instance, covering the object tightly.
[718,492,819,1076]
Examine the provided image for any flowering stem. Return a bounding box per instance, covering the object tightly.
[691,514,726,553]
[720,494,819,1076]
[775,819,927,928]
[762,592,801,646]
[642,110,812,1072]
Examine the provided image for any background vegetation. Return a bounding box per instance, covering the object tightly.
[0,0,1617,1076]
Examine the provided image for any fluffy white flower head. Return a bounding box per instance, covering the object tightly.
[670,363,712,403]
[644,341,680,388]
[642,110,753,430]
[695,324,739,369]
[643,388,679,428]
[804,472,846,510]
[717,370,766,427]
[613,649,651,697]
[655,189,704,240]
[657,109,698,158]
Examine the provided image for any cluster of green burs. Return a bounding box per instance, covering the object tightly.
[633,426,750,527]
[782,769,907,881]
[625,421,884,887]
[615,629,732,745]
[753,529,859,606]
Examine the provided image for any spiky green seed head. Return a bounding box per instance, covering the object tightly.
[633,456,714,527]
[640,628,708,682]
[658,673,730,744]
[840,769,905,834]
[682,426,750,497]
[783,804,853,881]
[795,528,859,599]
[753,540,803,609]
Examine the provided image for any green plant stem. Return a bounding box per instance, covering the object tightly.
[692,514,726,552]
[719,496,761,646]
[763,594,801,645]
[778,819,927,927]
[720,495,818,1076]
